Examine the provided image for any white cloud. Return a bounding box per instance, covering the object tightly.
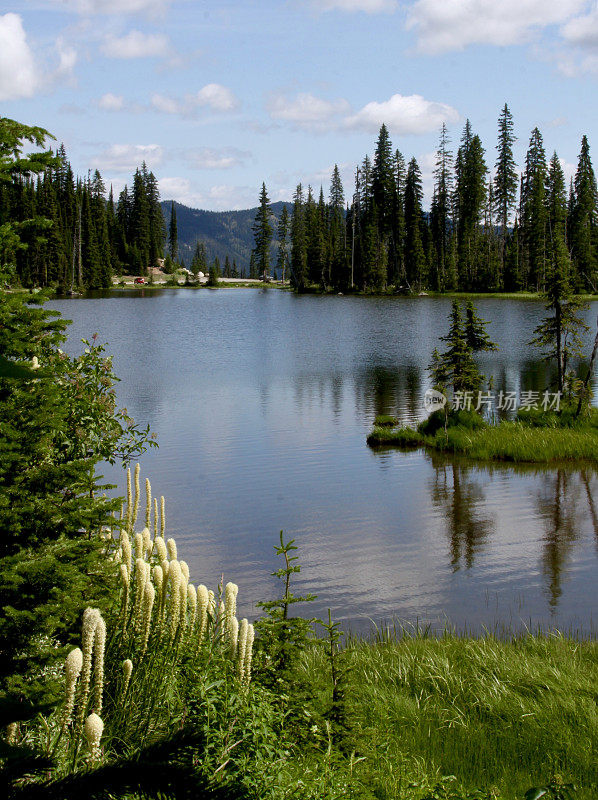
[345,93,459,134]
[45,1,171,15]
[54,37,77,80]
[93,143,163,172]
[267,92,350,131]
[151,93,182,114]
[188,147,250,170]
[561,7,598,49]
[151,85,239,116]
[194,83,239,112]
[406,0,586,54]
[102,30,170,59]
[0,14,38,100]
[157,178,256,210]
[316,0,398,12]
[98,92,125,110]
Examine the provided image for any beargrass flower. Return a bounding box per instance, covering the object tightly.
[153,497,158,538]
[244,624,255,686]
[166,538,177,561]
[167,560,182,638]
[197,584,209,639]
[121,659,133,698]
[236,619,248,681]
[187,584,197,631]
[93,616,106,714]
[155,536,167,563]
[62,647,83,727]
[142,527,151,557]
[141,582,155,652]
[228,616,239,659]
[132,463,141,528]
[126,468,132,529]
[135,532,144,560]
[180,560,190,582]
[78,608,100,726]
[160,496,166,537]
[208,590,216,620]
[153,565,163,596]
[84,713,104,760]
[145,478,152,530]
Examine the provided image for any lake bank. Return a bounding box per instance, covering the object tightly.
[367,415,598,463]
[298,627,598,799]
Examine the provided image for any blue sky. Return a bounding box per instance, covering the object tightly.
[2,0,598,210]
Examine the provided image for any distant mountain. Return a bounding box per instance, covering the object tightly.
[160,200,292,274]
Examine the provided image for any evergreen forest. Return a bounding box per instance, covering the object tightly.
[1,105,597,294]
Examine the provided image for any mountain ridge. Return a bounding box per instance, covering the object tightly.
[160,199,292,273]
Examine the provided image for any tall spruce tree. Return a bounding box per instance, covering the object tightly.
[431,123,454,291]
[290,183,307,289]
[276,204,290,283]
[328,165,345,288]
[404,157,426,289]
[252,182,273,281]
[521,128,548,290]
[493,104,518,283]
[168,201,178,263]
[570,135,598,291]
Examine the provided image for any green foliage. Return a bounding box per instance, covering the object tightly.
[251,183,273,281]
[0,290,156,710]
[254,532,316,689]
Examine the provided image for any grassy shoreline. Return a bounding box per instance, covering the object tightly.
[368,409,598,463]
[300,629,598,799]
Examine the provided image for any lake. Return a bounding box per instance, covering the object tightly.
[49,289,598,636]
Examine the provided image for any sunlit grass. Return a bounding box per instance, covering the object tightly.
[300,628,598,799]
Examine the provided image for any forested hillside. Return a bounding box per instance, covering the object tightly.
[159,200,292,271]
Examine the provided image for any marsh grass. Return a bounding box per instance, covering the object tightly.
[298,628,598,799]
[368,407,598,462]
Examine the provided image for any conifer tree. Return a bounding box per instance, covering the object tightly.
[431,124,453,291]
[493,104,518,280]
[570,135,598,291]
[252,182,273,281]
[276,204,290,283]
[434,301,484,396]
[168,200,178,263]
[404,157,426,289]
[521,128,548,290]
[290,183,307,289]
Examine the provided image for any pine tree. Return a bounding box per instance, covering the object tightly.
[276,204,290,283]
[393,149,407,286]
[437,301,484,395]
[464,300,498,352]
[430,124,453,291]
[493,104,518,281]
[404,157,426,289]
[454,122,488,288]
[570,135,598,291]
[532,152,588,394]
[290,183,307,289]
[131,168,150,273]
[328,165,346,288]
[521,128,548,290]
[252,182,273,281]
[190,240,207,277]
[168,201,178,263]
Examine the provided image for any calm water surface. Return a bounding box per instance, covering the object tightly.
[49,290,598,635]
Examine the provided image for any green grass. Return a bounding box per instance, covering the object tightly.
[374,414,400,427]
[299,630,598,799]
[368,409,598,463]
